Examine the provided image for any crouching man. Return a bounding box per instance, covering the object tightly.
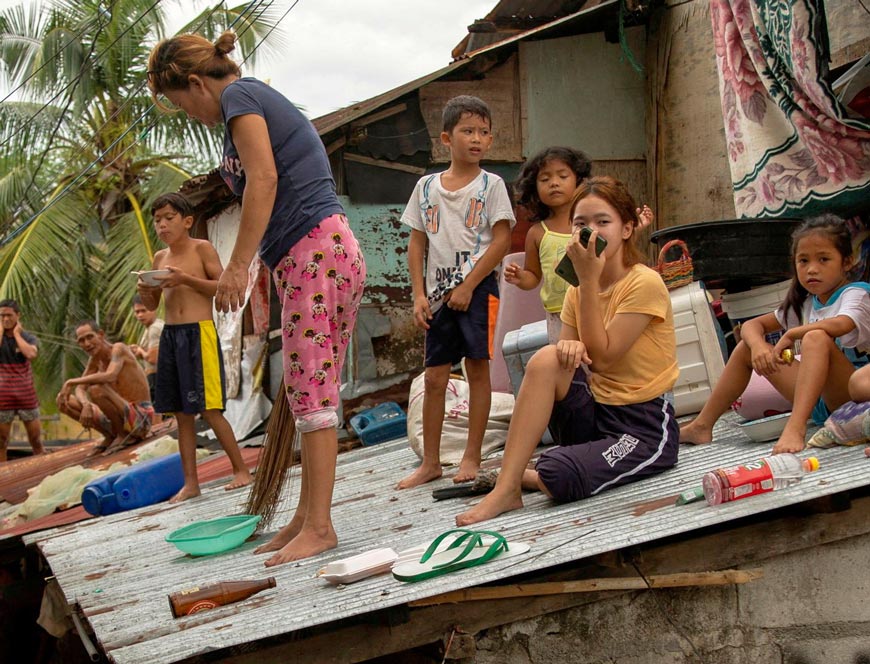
[57,321,154,456]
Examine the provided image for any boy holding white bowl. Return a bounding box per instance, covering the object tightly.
[138,193,251,502]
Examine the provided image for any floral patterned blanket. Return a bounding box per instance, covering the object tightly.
[711,0,870,217]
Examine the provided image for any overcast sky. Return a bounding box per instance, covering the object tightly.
[0,0,497,119]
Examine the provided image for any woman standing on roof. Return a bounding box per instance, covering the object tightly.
[147,31,366,566]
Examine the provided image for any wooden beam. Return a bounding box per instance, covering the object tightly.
[350,103,407,128]
[325,135,347,155]
[343,153,425,175]
[408,569,764,607]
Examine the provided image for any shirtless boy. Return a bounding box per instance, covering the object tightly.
[138,192,251,502]
[57,321,154,456]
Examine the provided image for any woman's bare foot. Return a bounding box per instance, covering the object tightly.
[453,458,480,484]
[169,485,201,503]
[396,463,442,490]
[263,525,337,566]
[224,469,252,491]
[865,446,869,458]
[772,426,806,454]
[455,488,524,526]
[679,420,714,445]
[253,516,304,554]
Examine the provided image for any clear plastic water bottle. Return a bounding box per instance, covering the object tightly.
[702,454,820,506]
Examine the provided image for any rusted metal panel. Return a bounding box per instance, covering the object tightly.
[27,411,870,663]
[340,198,422,382]
[419,53,523,164]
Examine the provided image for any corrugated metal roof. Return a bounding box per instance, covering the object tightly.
[26,412,870,663]
[451,0,600,58]
[311,0,618,137]
[1,446,261,541]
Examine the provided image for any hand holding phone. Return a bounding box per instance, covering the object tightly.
[554,227,607,286]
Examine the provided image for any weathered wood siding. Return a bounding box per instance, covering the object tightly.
[419,54,523,163]
[519,29,647,161]
[647,0,735,227]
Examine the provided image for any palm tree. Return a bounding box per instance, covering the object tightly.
[0,0,286,407]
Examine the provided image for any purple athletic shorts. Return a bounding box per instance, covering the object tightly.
[536,368,679,503]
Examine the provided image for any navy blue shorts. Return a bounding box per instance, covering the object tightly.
[536,368,679,503]
[154,321,226,415]
[424,273,499,367]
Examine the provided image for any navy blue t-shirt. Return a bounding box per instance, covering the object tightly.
[219,78,344,270]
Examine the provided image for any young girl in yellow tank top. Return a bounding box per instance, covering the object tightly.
[505,147,655,343]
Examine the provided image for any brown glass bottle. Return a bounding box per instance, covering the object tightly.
[168,577,276,617]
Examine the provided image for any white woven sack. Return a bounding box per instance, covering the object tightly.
[406,371,514,465]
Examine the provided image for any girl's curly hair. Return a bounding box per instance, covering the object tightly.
[514,146,592,221]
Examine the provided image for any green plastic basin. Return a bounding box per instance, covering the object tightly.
[166,514,261,556]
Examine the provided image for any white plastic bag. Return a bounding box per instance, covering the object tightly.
[406,371,514,465]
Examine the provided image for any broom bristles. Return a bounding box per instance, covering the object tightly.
[245,391,298,527]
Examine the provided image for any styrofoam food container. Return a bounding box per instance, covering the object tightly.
[132,269,171,286]
[317,547,398,584]
[738,412,791,442]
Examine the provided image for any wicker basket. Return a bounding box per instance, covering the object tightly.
[655,239,694,290]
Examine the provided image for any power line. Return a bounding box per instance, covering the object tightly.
[0,12,101,105]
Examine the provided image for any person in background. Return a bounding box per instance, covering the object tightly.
[130,294,164,405]
[397,95,515,490]
[0,299,44,461]
[56,321,153,456]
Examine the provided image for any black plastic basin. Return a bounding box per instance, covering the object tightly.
[650,218,802,291]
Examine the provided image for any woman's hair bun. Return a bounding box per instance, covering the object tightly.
[214,31,237,56]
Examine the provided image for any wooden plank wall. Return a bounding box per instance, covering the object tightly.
[419,54,523,164]
[646,0,736,228]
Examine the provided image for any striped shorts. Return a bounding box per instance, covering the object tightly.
[154,321,226,415]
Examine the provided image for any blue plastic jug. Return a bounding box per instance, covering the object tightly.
[81,453,184,516]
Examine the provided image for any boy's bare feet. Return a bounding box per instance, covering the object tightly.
[453,458,480,484]
[455,488,524,526]
[679,420,714,445]
[396,463,442,490]
[253,516,304,554]
[772,426,806,454]
[224,469,252,491]
[263,525,337,566]
[169,485,201,503]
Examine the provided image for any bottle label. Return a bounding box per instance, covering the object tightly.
[721,459,774,502]
[186,600,219,614]
[178,586,201,596]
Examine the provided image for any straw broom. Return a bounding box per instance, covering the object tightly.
[245,389,298,526]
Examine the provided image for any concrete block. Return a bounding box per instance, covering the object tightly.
[782,635,870,664]
[739,534,870,628]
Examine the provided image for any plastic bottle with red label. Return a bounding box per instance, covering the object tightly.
[702,454,819,506]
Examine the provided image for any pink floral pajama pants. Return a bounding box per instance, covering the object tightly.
[272,214,366,432]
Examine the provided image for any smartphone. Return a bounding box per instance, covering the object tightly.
[554,227,607,287]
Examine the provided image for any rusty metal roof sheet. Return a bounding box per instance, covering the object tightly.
[1,446,260,541]
[26,411,870,663]
[311,0,618,137]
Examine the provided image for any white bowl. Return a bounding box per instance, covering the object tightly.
[738,412,791,442]
[132,269,170,287]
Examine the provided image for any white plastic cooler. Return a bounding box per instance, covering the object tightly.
[501,281,725,416]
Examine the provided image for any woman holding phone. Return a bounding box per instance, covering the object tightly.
[457,176,679,525]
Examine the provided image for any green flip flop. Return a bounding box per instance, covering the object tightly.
[392,528,530,583]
